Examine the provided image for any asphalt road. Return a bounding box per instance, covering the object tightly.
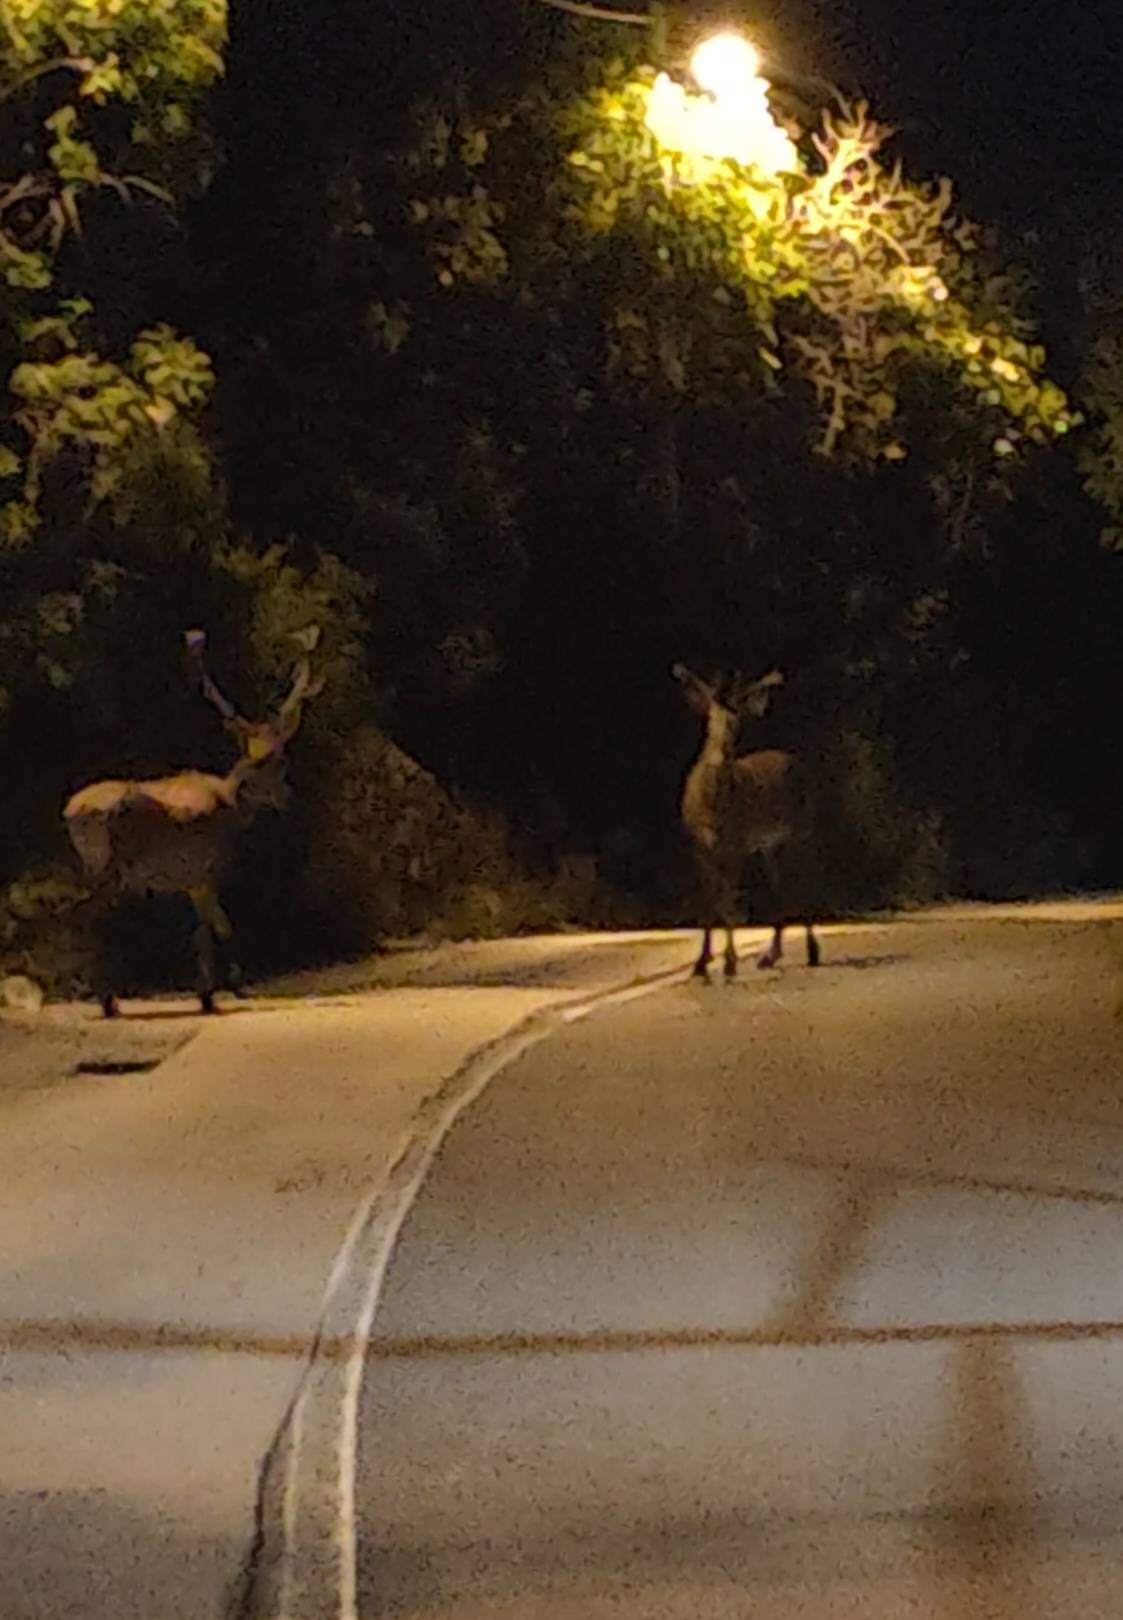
[353,917,1123,1619]
[0,930,713,1620]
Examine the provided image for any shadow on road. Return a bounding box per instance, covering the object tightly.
[823,953,907,971]
[102,1003,277,1022]
[7,1304,1123,1367]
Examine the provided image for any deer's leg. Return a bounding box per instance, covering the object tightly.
[757,852,785,969]
[193,920,218,1015]
[189,886,230,1015]
[722,923,738,979]
[226,959,251,1000]
[211,900,251,998]
[73,881,123,1017]
[691,853,719,981]
[203,894,250,998]
[805,923,821,967]
[93,901,122,1018]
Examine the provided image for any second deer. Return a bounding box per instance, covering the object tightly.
[673,661,821,980]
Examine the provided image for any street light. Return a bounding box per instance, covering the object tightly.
[690,32,762,99]
[644,29,798,174]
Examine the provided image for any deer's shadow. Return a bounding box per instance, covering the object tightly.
[82,1001,279,1024]
[821,952,907,972]
[707,950,908,983]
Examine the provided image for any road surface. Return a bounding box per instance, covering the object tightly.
[0,929,718,1620]
[337,915,1123,1619]
[5,911,1123,1619]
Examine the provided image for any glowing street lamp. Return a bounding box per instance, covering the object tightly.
[690,32,762,99]
[644,28,798,175]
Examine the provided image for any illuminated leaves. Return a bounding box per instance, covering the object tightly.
[1,3,224,531]
[44,105,99,183]
[1,0,228,289]
[561,69,1078,457]
[7,325,215,520]
[1,0,226,105]
[1,240,51,291]
[1073,267,1123,548]
[427,187,509,287]
[413,60,1076,461]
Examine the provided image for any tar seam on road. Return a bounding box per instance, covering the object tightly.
[234,949,718,1620]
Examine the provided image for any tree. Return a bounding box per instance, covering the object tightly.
[0,3,376,987]
[408,32,1076,454]
[193,5,1100,914]
[0,1,225,517]
[373,31,1074,855]
[0,3,227,730]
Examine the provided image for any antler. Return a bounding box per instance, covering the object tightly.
[274,625,325,740]
[727,667,786,715]
[671,662,719,701]
[186,626,325,748]
[184,629,255,737]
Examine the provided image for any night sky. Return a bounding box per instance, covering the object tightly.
[813,0,1123,280]
[265,2,1122,210]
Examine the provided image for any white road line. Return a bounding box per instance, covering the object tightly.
[333,956,748,1619]
[247,932,778,1620]
[335,1015,565,1620]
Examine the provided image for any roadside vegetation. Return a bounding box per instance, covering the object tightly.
[4,2,1123,998]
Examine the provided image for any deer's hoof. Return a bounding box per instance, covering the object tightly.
[757,951,780,972]
[723,957,738,980]
[199,993,220,1016]
[691,963,712,983]
[101,995,121,1020]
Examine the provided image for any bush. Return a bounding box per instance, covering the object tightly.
[814,727,953,915]
[301,724,526,949]
[0,869,100,998]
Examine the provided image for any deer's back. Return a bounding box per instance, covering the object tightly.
[728,749,813,853]
[65,772,240,893]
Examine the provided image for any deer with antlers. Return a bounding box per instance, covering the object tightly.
[673,662,821,981]
[62,627,323,1017]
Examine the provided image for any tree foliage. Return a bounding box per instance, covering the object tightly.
[405,50,1076,464]
[0,0,225,535]
[289,23,1106,903]
[40,0,1111,971]
[0,1,378,990]
[1075,256,1123,549]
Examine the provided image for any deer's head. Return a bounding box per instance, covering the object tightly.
[672,662,787,743]
[186,626,324,812]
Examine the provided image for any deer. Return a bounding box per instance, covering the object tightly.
[62,627,323,1018]
[672,661,821,981]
